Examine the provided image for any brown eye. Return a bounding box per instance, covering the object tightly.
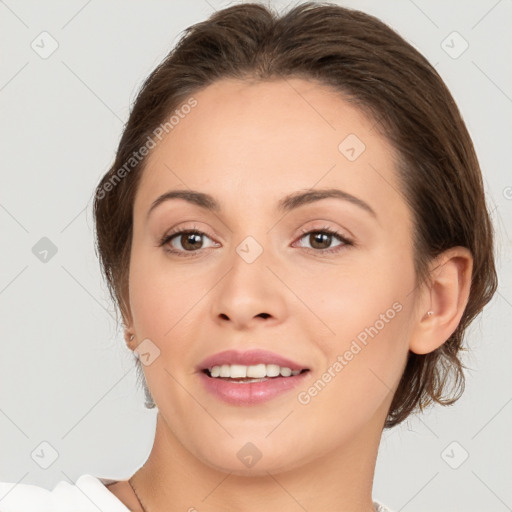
[159,228,219,258]
[178,232,204,251]
[308,232,335,250]
[296,229,351,253]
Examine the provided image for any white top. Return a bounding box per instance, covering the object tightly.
[0,474,394,511]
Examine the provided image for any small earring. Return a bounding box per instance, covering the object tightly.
[427,311,434,316]
[129,334,135,341]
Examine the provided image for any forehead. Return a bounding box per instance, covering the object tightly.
[134,77,406,223]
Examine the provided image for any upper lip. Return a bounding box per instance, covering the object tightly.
[197,349,309,372]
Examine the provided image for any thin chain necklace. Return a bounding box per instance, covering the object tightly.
[129,475,149,512]
[127,473,381,512]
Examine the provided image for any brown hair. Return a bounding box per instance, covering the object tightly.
[93,1,497,427]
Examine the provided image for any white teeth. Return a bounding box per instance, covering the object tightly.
[246,363,266,378]
[280,367,292,377]
[230,364,247,378]
[208,363,303,379]
[266,364,280,377]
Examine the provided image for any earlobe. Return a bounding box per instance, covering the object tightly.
[124,328,136,348]
[122,303,136,349]
[409,246,473,355]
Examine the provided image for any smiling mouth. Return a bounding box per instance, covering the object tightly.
[202,368,310,383]
[198,361,311,405]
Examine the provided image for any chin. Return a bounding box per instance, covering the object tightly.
[187,435,313,477]
[201,452,300,477]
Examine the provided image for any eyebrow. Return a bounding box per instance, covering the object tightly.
[146,188,377,219]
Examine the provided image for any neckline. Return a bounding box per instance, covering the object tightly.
[75,474,132,510]
[92,474,391,512]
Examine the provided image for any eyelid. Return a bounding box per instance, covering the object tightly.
[158,223,218,246]
[295,220,355,244]
[293,225,354,251]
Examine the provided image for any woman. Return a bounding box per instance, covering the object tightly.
[0,1,497,511]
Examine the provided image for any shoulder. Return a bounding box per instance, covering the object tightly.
[374,501,394,512]
[0,474,131,512]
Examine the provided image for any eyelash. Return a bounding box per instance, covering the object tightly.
[158,225,354,258]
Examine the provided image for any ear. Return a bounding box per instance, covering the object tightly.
[123,326,136,349]
[409,246,473,355]
[122,307,137,350]
[119,277,136,349]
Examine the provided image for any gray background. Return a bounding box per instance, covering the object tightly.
[1,0,511,510]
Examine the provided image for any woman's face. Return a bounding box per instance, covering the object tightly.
[128,77,420,474]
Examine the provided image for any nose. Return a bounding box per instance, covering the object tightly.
[211,246,287,331]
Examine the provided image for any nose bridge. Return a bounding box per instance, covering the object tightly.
[235,233,267,266]
[229,230,274,299]
[211,230,285,328]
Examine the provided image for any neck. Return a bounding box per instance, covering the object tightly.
[132,411,385,512]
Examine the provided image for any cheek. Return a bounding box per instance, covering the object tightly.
[128,243,209,335]
[129,255,168,335]
[295,308,410,437]
[298,247,414,392]
[296,256,409,340]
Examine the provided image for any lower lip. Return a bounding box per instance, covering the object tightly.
[198,370,309,405]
